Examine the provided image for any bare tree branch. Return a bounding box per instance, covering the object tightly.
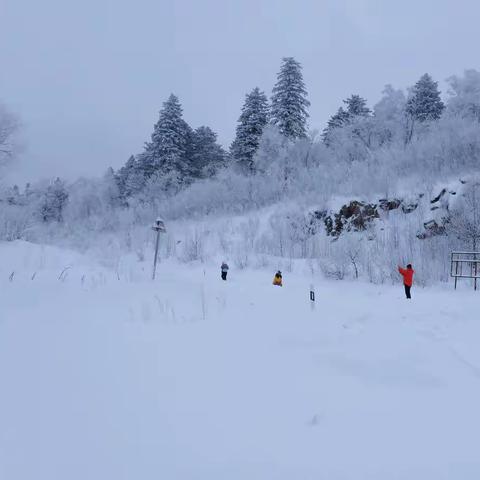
[0,102,20,167]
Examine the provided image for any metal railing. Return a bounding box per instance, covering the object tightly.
[450,252,480,290]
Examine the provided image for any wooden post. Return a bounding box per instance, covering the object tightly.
[152,218,166,281]
[454,253,459,290]
[152,229,160,280]
[473,253,478,291]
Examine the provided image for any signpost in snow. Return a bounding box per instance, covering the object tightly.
[310,284,315,311]
[152,218,167,280]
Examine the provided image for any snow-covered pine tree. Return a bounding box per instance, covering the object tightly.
[271,57,310,139]
[116,155,145,199]
[137,94,191,184]
[189,126,227,179]
[344,95,371,117]
[322,95,371,147]
[322,107,350,145]
[115,155,133,197]
[406,73,444,122]
[230,87,270,172]
[40,177,68,222]
[102,167,122,209]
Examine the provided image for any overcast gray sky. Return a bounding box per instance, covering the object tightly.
[1,0,479,182]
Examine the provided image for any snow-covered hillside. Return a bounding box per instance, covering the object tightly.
[1,241,480,479]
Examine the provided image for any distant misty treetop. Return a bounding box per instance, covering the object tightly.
[0,102,20,168]
[344,95,371,117]
[447,69,480,121]
[373,85,406,123]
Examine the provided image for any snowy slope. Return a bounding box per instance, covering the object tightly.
[1,241,480,479]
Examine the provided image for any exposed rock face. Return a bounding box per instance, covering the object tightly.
[430,188,458,210]
[320,198,418,237]
[431,188,447,204]
[330,201,379,236]
[378,198,419,214]
[402,203,418,214]
[417,219,447,239]
[308,179,467,239]
[378,198,401,211]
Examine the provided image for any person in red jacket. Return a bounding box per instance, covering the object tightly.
[398,264,414,299]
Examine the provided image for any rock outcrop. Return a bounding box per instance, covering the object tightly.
[308,179,467,239]
[313,198,419,237]
[417,219,447,239]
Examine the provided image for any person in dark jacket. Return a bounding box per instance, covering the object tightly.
[221,262,229,281]
[398,264,414,299]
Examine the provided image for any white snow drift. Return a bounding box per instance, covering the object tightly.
[1,241,480,480]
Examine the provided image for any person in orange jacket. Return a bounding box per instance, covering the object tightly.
[398,264,414,299]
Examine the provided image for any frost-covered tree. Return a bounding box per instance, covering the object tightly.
[254,125,288,173]
[115,156,132,195]
[322,95,373,157]
[230,87,270,172]
[448,181,480,252]
[322,95,370,146]
[405,74,444,144]
[40,177,68,222]
[447,69,480,121]
[116,155,145,199]
[21,182,42,209]
[137,94,191,182]
[372,85,407,145]
[115,155,135,195]
[271,57,310,139]
[374,86,406,121]
[0,182,37,241]
[344,95,371,117]
[65,178,103,221]
[102,167,122,209]
[0,102,20,169]
[343,95,372,152]
[5,184,20,205]
[406,74,444,122]
[322,107,350,145]
[189,126,227,178]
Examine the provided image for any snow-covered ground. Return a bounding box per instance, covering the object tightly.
[1,241,480,479]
